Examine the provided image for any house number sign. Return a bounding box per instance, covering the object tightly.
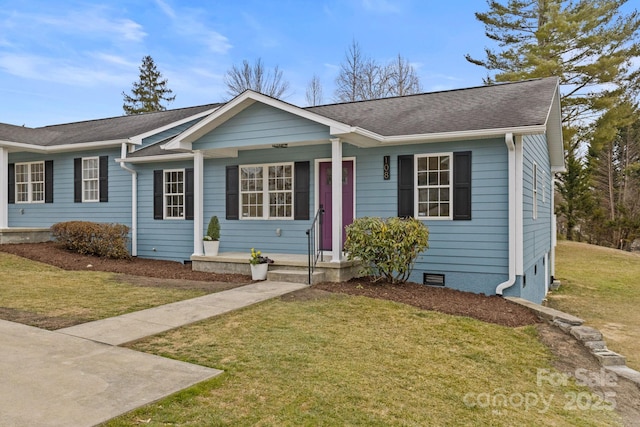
[383,155,390,180]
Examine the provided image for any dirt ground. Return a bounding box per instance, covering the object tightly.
[1,242,638,425]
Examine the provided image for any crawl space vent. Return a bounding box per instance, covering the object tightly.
[424,273,445,286]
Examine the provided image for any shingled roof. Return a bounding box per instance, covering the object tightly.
[0,103,221,146]
[307,77,558,136]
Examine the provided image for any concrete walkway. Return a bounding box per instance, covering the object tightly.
[1,281,307,427]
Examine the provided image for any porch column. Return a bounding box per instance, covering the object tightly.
[330,138,343,262]
[193,150,204,256]
[0,147,8,228]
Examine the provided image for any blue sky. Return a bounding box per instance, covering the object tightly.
[0,0,497,127]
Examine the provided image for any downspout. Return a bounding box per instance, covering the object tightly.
[118,143,137,256]
[496,133,517,295]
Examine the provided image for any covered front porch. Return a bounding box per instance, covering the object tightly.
[191,252,362,285]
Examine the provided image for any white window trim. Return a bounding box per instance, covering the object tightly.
[414,152,453,221]
[239,162,295,220]
[533,162,538,220]
[15,161,45,204]
[82,157,100,203]
[164,169,185,220]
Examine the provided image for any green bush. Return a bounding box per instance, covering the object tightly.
[50,221,130,259]
[344,217,429,284]
[206,215,220,241]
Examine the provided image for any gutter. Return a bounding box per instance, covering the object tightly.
[496,133,517,295]
[118,143,137,257]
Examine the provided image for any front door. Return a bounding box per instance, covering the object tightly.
[319,160,354,250]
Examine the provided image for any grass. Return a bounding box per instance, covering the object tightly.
[547,240,640,370]
[106,295,621,426]
[0,252,207,327]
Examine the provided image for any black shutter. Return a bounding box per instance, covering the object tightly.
[226,165,239,220]
[294,161,310,220]
[99,156,108,202]
[44,160,54,203]
[8,163,15,204]
[185,168,194,220]
[153,170,163,220]
[453,151,472,220]
[74,158,82,202]
[397,155,414,217]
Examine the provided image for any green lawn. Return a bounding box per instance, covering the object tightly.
[548,240,640,370]
[0,252,207,328]
[107,294,620,426]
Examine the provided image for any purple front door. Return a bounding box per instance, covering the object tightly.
[319,160,354,250]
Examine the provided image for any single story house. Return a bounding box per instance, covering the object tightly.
[0,77,564,303]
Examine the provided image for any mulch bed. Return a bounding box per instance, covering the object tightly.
[316,279,540,327]
[0,241,249,283]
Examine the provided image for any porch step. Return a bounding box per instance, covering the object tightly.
[267,269,325,285]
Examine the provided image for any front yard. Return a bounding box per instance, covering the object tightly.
[105,293,620,426]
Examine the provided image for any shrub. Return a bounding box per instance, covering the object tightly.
[344,217,429,284]
[50,221,130,259]
[205,216,220,241]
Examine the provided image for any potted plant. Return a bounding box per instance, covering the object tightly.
[249,247,274,280]
[203,216,220,256]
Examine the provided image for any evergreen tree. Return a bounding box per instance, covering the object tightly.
[122,56,176,115]
[466,0,640,125]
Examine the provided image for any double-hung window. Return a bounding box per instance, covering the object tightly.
[15,161,44,203]
[164,170,185,219]
[416,153,452,219]
[240,163,293,219]
[82,157,99,202]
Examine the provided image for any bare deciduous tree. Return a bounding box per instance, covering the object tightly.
[224,58,290,99]
[305,74,324,106]
[334,41,422,102]
[387,54,422,96]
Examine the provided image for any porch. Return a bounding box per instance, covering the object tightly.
[191,252,362,285]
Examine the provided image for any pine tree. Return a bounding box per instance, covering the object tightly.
[122,56,176,115]
[466,0,640,125]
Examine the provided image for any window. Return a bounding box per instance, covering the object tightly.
[533,163,538,219]
[164,170,185,219]
[15,162,44,203]
[240,163,293,219]
[415,153,452,219]
[398,152,471,220]
[82,157,99,202]
[74,156,107,203]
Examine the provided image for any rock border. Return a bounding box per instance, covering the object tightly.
[505,296,640,387]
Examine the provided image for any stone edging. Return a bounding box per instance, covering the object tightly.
[505,297,640,387]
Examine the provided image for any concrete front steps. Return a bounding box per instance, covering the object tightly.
[192,252,360,284]
[267,269,325,285]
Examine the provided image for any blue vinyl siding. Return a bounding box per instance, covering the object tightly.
[133,137,511,292]
[193,103,331,150]
[519,133,553,303]
[8,147,132,229]
[135,160,195,262]
[345,138,509,295]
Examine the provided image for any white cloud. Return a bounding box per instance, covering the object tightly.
[154,0,232,54]
[154,0,177,19]
[0,53,129,87]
